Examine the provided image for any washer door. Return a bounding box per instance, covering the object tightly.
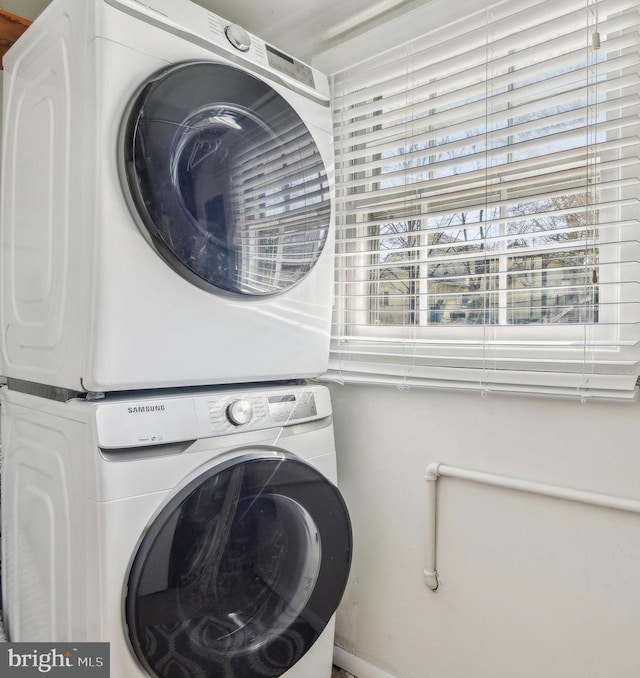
[125,453,352,678]
[120,61,331,297]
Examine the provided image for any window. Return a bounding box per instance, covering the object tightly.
[329,0,640,398]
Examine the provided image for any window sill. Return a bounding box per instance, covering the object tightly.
[322,360,639,401]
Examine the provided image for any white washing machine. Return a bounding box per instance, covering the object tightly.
[1,383,352,678]
[0,0,335,394]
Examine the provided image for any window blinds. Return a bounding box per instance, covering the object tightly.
[329,0,640,398]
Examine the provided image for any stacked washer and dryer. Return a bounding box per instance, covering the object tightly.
[0,1,351,676]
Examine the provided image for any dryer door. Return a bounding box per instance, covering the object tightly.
[120,61,331,297]
[125,452,352,678]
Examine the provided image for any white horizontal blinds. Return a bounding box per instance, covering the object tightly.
[330,0,640,393]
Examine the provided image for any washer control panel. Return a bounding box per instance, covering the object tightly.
[226,399,254,426]
[204,389,319,434]
[95,385,330,448]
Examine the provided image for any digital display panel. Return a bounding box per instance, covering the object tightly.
[266,45,315,89]
[268,394,296,404]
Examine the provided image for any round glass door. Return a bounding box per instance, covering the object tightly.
[120,61,331,297]
[125,454,352,678]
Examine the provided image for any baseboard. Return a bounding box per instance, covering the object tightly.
[333,647,399,678]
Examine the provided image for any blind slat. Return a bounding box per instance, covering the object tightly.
[336,49,639,139]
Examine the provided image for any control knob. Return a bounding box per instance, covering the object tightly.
[226,399,253,426]
[224,24,252,52]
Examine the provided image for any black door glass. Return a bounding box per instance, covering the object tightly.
[121,62,331,296]
[126,455,352,678]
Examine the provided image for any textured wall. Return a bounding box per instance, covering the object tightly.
[330,383,640,678]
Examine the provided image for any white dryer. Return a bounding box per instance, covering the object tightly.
[1,383,351,678]
[1,0,334,394]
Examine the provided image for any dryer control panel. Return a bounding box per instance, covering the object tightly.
[106,0,326,97]
[94,385,331,449]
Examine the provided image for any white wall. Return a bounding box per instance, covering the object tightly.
[0,1,49,20]
[329,382,640,678]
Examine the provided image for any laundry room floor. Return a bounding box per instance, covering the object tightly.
[332,667,356,678]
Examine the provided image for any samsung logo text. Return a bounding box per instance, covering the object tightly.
[127,404,166,414]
